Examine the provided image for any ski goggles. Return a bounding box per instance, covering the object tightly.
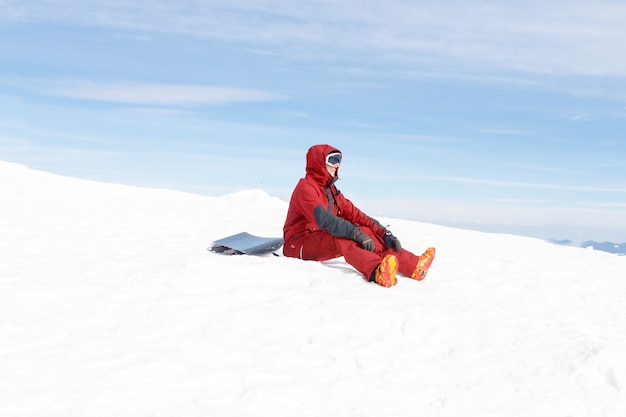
[325,152,342,167]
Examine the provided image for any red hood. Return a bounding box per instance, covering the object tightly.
[305,144,341,186]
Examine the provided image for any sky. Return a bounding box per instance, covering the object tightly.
[1,0,626,242]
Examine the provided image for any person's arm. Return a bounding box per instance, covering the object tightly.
[292,182,374,250]
[291,181,356,238]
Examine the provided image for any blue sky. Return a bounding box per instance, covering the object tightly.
[2,0,626,242]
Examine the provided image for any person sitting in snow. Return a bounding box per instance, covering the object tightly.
[283,144,436,287]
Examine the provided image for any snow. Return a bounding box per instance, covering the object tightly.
[2,160,626,417]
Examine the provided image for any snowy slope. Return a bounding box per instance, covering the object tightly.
[1,160,626,417]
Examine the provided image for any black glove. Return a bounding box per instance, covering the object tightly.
[352,228,375,251]
[383,230,402,252]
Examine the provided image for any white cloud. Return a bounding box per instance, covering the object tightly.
[365,174,626,194]
[4,1,626,78]
[39,82,283,106]
[583,201,626,209]
[363,197,626,234]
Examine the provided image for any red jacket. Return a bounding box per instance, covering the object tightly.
[283,144,386,253]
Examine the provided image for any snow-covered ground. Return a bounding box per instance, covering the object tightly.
[2,160,626,417]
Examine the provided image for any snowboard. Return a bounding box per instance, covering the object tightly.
[209,232,284,255]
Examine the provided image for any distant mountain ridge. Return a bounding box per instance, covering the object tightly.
[549,239,626,255]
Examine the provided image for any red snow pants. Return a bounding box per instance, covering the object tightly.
[284,226,420,280]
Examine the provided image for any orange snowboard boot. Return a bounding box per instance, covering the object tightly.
[372,254,398,287]
[411,247,436,281]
